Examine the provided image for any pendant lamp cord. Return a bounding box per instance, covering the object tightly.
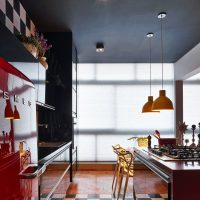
[161,15,164,89]
[149,36,152,96]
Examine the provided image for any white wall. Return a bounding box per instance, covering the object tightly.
[10,62,46,103]
[174,43,200,80]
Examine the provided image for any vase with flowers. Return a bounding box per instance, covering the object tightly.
[35,31,52,69]
[17,31,52,69]
[17,35,40,58]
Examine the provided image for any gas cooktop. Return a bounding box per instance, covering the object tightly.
[148,146,200,161]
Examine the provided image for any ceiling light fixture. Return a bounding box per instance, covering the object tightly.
[142,33,159,113]
[152,12,174,111]
[96,42,104,52]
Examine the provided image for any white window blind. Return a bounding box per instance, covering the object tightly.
[78,63,175,161]
[183,73,200,127]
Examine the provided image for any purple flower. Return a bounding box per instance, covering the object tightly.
[35,31,52,56]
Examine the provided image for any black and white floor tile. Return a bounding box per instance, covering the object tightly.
[40,193,168,200]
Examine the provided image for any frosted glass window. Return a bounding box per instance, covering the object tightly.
[78,63,96,80]
[96,64,135,80]
[148,64,162,80]
[78,63,175,161]
[116,85,174,131]
[135,64,150,80]
[136,63,174,80]
[72,62,76,81]
[78,135,97,161]
[79,85,115,129]
[183,73,200,127]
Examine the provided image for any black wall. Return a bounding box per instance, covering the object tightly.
[38,32,73,143]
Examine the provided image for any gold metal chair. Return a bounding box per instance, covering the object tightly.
[112,144,124,197]
[112,144,125,197]
[116,150,137,200]
[112,137,147,199]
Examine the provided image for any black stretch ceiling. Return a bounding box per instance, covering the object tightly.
[20,0,200,63]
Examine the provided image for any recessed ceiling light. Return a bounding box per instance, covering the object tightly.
[96,42,104,53]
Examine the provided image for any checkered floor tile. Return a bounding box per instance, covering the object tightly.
[40,194,168,200]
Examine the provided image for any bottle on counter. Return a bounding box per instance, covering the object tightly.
[147,135,152,149]
[19,142,23,154]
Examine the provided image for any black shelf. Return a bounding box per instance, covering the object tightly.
[36,101,55,111]
[0,22,37,63]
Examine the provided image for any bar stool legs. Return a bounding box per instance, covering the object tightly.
[112,148,137,200]
[113,159,123,198]
[133,183,136,200]
[116,170,124,200]
[112,157,119,192]
[117,169,137,200]
[112,145,124,198]
[121,175,137,200]
[122,173,129,200]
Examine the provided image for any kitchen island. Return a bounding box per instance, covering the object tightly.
[134,147,200,200]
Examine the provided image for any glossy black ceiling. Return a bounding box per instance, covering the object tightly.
[20,0,200,63]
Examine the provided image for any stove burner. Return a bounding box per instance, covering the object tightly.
[149,146,200,160]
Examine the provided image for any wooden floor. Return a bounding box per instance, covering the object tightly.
[40,168,168,199]
[67,170,168,194]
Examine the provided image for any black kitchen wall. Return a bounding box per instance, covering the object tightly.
[38,32,73,143]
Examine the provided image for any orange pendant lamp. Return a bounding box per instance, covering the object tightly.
[152,12,174,111]
[142,33,159,113]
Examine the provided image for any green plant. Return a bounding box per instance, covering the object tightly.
[17,35,40,48]
[17,33,52,59]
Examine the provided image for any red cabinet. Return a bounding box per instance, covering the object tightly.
[0,58,39,199]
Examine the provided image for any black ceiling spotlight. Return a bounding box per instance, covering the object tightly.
[96,42,104,53]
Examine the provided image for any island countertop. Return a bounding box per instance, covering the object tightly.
[134,147,200,171]
[134,147,200,200]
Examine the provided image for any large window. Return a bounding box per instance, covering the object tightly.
[183,73,200,130]
[78,63,175,161]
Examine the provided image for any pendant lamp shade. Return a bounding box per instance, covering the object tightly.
[4,100,14,119]
[142,33,159,113]
[152,12,174,111]
[13,105,20,120]
[152,90,174,111]
[142,96,154,113]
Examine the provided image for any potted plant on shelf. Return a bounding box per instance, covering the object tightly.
[35,31,52,69]
[17,35,40,58]
[17,32,52,69]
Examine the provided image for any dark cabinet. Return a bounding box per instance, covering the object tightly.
[43,32,73,144]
